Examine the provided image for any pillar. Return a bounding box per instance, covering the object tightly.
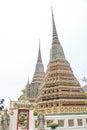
[29,109,34,130]
[9,109,18,130]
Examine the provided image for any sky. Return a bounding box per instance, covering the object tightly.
[0,0,87,109]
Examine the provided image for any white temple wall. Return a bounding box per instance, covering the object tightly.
[1,111,87,130]
[34,113,87,130]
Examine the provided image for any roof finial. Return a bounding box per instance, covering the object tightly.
[37,40,42,63]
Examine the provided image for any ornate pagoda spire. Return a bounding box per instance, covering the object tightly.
[31,40,45,84]
[36,8,87,115]
[37,40,42,63]
[35,41,44,73]
[52,7,59,42]
[50,7,65,61]
[18,42,45,102]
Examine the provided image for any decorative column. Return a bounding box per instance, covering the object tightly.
[9,109,18,130]
[29,109,34,130]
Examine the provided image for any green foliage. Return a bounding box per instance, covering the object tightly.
[49,122,58,129]
[19,114,27,124]
[33,110,38,116]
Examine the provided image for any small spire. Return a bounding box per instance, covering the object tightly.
[37,40,42,63]
[51,7,59,43]
[27,77,29,84]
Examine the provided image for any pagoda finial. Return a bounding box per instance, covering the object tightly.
[51,7,59,43]
[37,40,42,63]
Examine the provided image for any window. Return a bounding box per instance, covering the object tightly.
[58,120,64,127]
[77,119,83,126]
[68,119,74,127]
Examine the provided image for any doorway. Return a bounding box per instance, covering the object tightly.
[17,109,29,130]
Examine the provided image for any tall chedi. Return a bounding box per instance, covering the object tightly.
[18,42,45,102]
[30,41,45,101]
[36,9,87,114]
[31,41,45,84]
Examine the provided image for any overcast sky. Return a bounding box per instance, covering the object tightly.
[0,0,87,108]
